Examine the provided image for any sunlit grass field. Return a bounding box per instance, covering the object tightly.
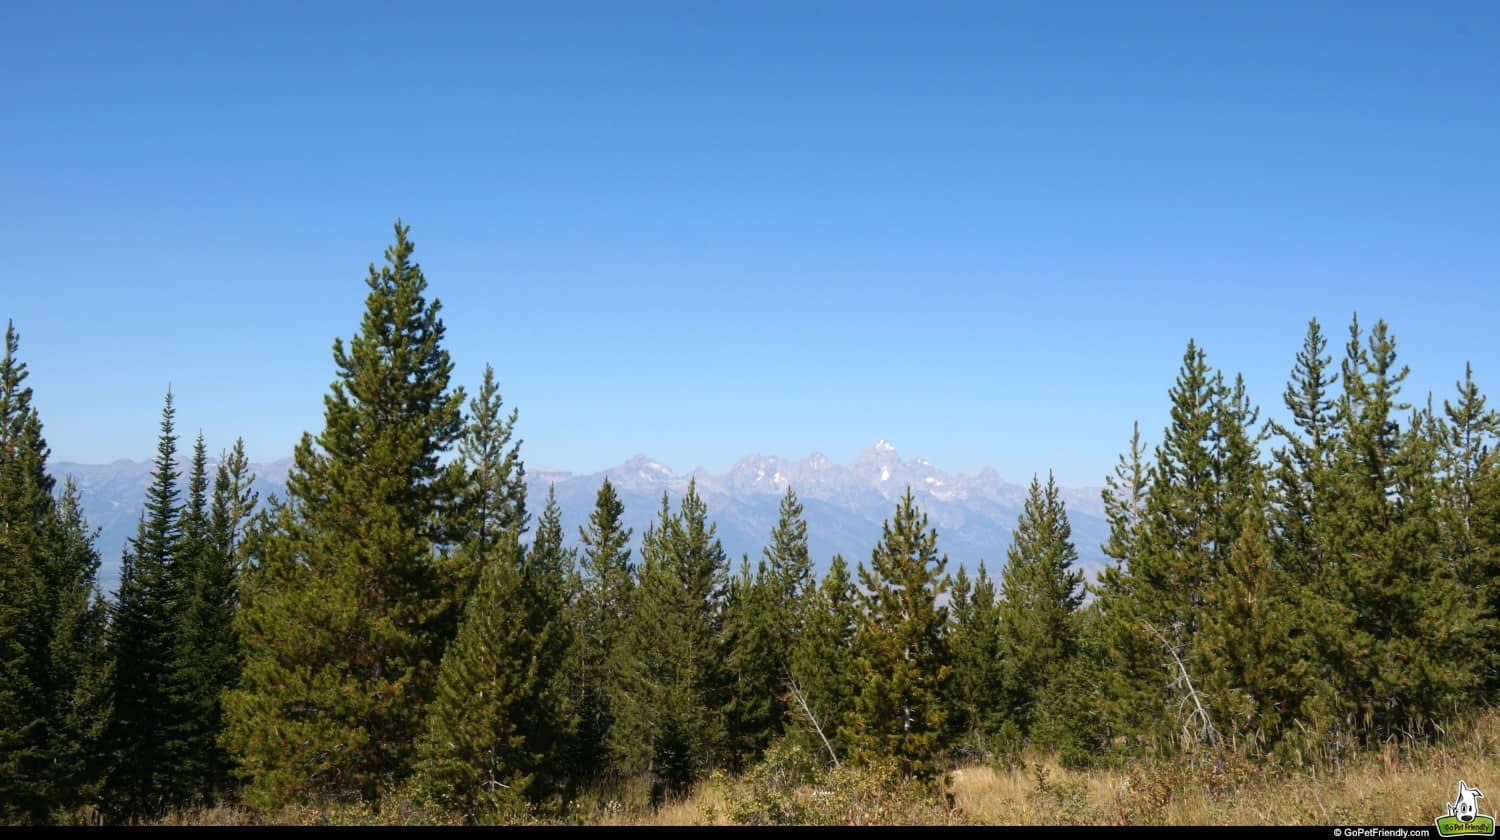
[150,708,1500,826]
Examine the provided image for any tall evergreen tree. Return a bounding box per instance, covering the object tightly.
[610,482,730,800]
[519,487,576,797]
[944,562,1004,754]
[0,320,52,823]
[105,390,187,821]
[167,438,257,805]
[1091,341,1271,754]
[1135,341,1221,647]
[996,474,1085,735]
[0,323,111,823]
[42,479,113,816]
[1438,363,1499,577]
[1212,373,1267,563]
[1462,374,1500,691]
[417,484,571,822]
[843,489,950,782]
[1269,318,1340,586]
[722,555,777,769]
[446,363,527,629]
[1263,318,1350,752]
[225,222,467,807]
[1099,421,1150,567]
[723,487,816,767]
[415,531,539,822]
[568,477,634,786]
[763,486,814,641]
[788,554,858,765]
[1089,422,1164,756]
[1476,431,1500,691]
[1029,603,1110,768]
[1195,482,1308,751]
[1316,317,1483,743]
[159,434,210,798]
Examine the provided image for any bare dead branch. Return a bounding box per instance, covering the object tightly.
[1142,620,1221,749]
[787,669,841,768]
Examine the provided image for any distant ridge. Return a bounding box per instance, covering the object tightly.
[52,442,1110,592]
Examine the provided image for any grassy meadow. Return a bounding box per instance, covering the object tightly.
[145,708,1500,827]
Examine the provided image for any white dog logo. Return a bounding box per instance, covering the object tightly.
[1451,781,1485,824]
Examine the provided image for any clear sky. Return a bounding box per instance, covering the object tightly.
[4,2,1498,486]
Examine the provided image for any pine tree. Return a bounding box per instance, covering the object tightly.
[445,364,527,631]
[159,434,210,799]
[225,222,467,807]
[1263,318,1351,752]
[105,390,187,821]
[0,323,111,823]
[722,555,777,769]
[1466,374,1500,691]
[996,474,1085,736]
[180,435,212,572]
[568,477,634,785]
[519,487,576,797]
[1194,472,1310,752]
[0,321,53,822]
[723,487,815,768]
[610,482,730,800]
[1029,604,1109,769]
[416,484,570,822]
[1438,364,1499,578]
[788,555,858,765]
[1213,373,1267,562]
[1090,422,1164,756]
[415,531,538,822]
[1134,341,1220,647]
[1477,434,1500,691]
[1269,318,1340,587]
[1317,317,1483,742]
[843,488,950,782]
[1100,422,1150,566]
[167,438,257,805]
[764,486,814,642]
[944,562,1004,755]
[1092,341,1245,753]
[942,563,970,752]
[42,479,113,815]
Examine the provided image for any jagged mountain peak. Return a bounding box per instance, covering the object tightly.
[856,439,900,462]
[53,446,1108,593]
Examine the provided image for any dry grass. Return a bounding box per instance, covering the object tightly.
[946,712,1500,826]
[150,710,1500,826]
[592,784,730,827]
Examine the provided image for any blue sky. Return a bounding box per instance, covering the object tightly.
[4,1,1497,486]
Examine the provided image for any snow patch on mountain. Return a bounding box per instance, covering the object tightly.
[54,441,1110,593]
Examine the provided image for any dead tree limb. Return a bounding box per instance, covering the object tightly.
[1142,620,1221,749]
[787,669,841,768]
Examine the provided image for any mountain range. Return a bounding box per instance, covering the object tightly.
[51,441,1111,593]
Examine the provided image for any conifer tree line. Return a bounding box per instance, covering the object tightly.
[3,222,1499,823]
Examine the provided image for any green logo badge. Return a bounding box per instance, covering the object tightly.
[1437,781,1496,837]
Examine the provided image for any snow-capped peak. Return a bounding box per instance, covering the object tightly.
[874,439,896,453]
[618,454,673,480]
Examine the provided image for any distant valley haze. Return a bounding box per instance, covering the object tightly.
[53,439,1110,593]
